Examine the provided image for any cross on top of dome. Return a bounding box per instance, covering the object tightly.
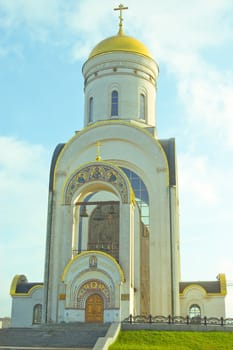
[114,4,128,35]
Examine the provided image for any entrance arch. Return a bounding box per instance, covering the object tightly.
[85,294,103,323]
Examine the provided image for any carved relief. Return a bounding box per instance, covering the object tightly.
[64,163,130,204]
[77,279,112,309]
[89,255,98,268]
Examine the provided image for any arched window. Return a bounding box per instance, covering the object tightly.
[121,167,149,228]
[111,90,118,117]
[139,93,146,120]
[33,304,42,324]
[189,304,201,319]
[88,97,93,123]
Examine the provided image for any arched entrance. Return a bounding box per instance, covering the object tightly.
[85,294,104,323]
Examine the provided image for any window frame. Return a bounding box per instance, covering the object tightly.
[139,93,146,121]
[88,96,94,123]
[32,303,42,324]
[111,90,119,117]
[189,304,201,319]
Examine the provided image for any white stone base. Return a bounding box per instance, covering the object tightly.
[63,309,120,323]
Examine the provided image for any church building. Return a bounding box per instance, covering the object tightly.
[10,5,226,327]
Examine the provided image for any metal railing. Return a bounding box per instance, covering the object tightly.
[123,314,233,326]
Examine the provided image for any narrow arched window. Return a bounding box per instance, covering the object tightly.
[33,304,42,324]
[189,304,201,319]
[111,90,118,117]
[139,93,146,120]
[88,97,93,123]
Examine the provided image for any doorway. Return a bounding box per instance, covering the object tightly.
[85,294,104,323]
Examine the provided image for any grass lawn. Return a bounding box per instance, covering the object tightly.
[108,330,233,350]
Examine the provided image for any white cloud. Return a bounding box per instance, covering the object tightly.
[0,43,24,59]
[0,0,232,61]
[179,154,219,206]
[124,1,233,151]
[0,0,68,45]
[0,0,61,27]
[178,151,233,316]
[173,61,233,149]
[178,152,233,233]
[0,137,49,316]
[128,0,233,51]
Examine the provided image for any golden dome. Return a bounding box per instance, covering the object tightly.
[89,32,153,59]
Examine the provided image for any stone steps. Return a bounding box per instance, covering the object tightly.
[0,323,110,348]
[0,348,89,350]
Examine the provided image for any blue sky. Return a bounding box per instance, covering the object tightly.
[0,0,233,317]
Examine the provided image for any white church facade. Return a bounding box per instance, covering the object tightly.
[10,6,226,327]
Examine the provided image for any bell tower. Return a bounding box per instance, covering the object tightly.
[82,6,159,129]
[10,5,227,328]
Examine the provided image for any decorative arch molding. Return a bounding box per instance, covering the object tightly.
[67,269,115,309]
[181,284,207,297]
[68,267,116,308]
[62,251,124,310]
[77,279,112,309]
[63,161,133,205]
[62,250,125,284]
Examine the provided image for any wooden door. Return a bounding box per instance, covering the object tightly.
[85,294,103,323]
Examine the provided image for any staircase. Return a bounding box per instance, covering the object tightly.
[0,322,110,349]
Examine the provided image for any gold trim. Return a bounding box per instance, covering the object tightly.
[88,34,153,60]
[218,273,227,296]
[53,120,170,191]
[62,160,132,205]
[179,279,227,297]
[114,4,128,35]
[62,250,125,283]
[10,275,43,297]
[10,275,25,296]
[179,284,207,297]
[11,285,43,297]
[121,293,130,300]
[59,293,66,300]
